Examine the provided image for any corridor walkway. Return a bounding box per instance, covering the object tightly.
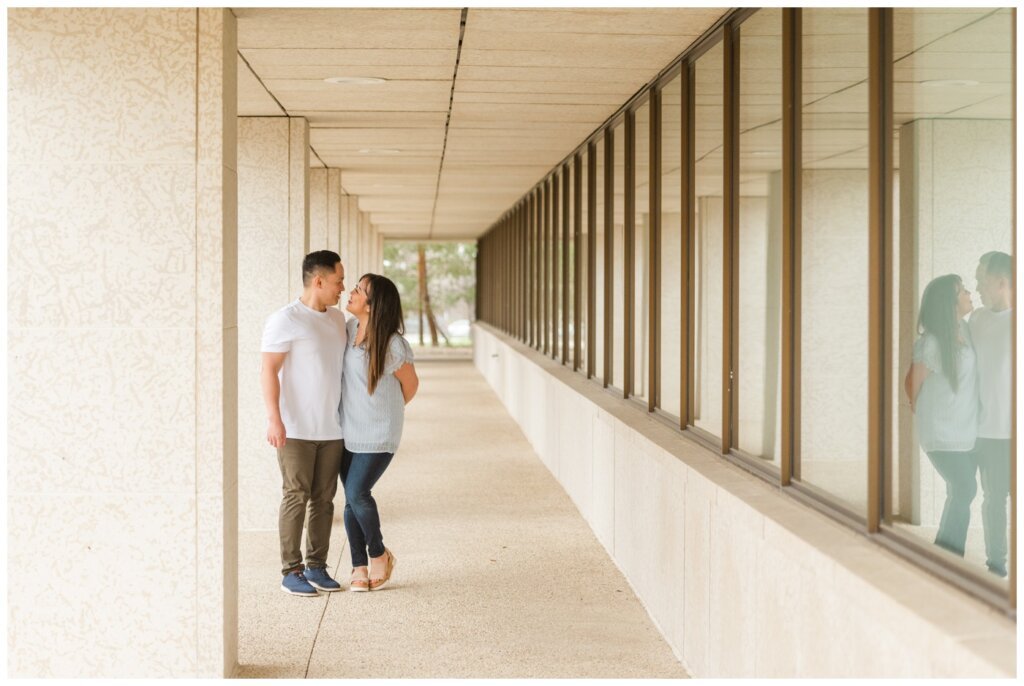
[237,360,689,678]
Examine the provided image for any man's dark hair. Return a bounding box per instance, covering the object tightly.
[980,250,1012,283]
[302,250,341,286]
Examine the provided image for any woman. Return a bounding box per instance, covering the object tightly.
[340,273,419,591]
[904,274,978,558]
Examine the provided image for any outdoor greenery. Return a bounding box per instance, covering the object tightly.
[383,241,477,344]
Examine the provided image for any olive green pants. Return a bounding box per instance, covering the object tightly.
[277,438,343,575]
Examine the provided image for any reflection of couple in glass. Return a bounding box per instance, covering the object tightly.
[905,251,1012,578]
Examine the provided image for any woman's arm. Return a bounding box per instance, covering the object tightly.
[904,362,930,414]
[394,362,419,404]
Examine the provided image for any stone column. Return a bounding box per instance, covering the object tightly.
[310,167,342,254]
[237,117,310,530]
[8,8,237,677]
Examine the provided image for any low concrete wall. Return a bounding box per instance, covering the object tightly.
[473,323,1014,678]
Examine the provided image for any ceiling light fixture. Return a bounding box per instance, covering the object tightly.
[921,79,979,88]
[324,76,387,85]
[358,148,401,155]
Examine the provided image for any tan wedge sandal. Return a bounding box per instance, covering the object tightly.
[368,548,395,591]
[349,567,369,592]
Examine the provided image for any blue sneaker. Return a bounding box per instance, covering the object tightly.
[281,570,318,597]
[304,566,342,592]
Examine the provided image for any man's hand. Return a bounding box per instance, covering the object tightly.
[267,418,287,448]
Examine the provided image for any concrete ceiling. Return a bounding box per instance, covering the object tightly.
[235,8,1010,239]
[235,7,726,240]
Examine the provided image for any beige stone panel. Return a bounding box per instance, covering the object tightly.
[590,411,616,553]
[235,8,461,48]
[240,47,456,70]
[238,118,290,212]
[309,168,329,249]
[238,350,283,531]
[197,492,231,676]
[7,8,196,165]
[8,493,198,677]
[289,117,310,293]
[238,57,285,117]
[682,471,713,676]
[707,489,762,676]
[753,542,803,675]
[8,328,196,494]
[199,9,237,171]
[8,163,196,329]
[326,169,343,253]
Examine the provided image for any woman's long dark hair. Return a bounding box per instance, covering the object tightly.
[360,273,405,395]
[917,274,964,391]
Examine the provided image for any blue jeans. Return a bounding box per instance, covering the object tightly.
[975,438,1010,576]
[340,449,394,568]
[925,450,978,558]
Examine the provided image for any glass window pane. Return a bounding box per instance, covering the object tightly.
[737,9,783,468]
[660,74,683,420]
[612,122,627,391]
[798,8,869,514]
[552,171,562,359]
[889,7,1013,587]
[693,41,724,439]
[634,101,651,402]
[594,138,607,383]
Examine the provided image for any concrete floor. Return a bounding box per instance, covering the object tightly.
[237,360,689,678]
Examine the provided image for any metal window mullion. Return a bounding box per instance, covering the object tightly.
[683,61,696,428]
[563,161,571,366]
[650,88,662,413]
[625,110,636,399]
[604,128,615,388]
[867,7,893,534]
[542,181,549,354]
[587,142,598,380]
[723,22,740,454]
[781,8,801,486]
[574,153,583,372]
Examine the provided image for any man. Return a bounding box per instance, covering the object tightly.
[261,250,347,595]
[969,250,1013,578]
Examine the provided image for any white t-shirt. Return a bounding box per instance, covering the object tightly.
[260,298,347,441]
[968,306,1012,439]
[912,325,978,453]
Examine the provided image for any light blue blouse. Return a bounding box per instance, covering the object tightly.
[912,323,978,453]
[340,317,415,454]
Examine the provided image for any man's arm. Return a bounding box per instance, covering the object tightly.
[261,352,288,447]
[393,362,419,405]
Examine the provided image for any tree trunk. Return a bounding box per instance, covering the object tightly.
[417,246,425,346]
[418,245,445,346]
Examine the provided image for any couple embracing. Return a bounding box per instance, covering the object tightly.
[905,251,1011,577]
[260,250,419,596]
